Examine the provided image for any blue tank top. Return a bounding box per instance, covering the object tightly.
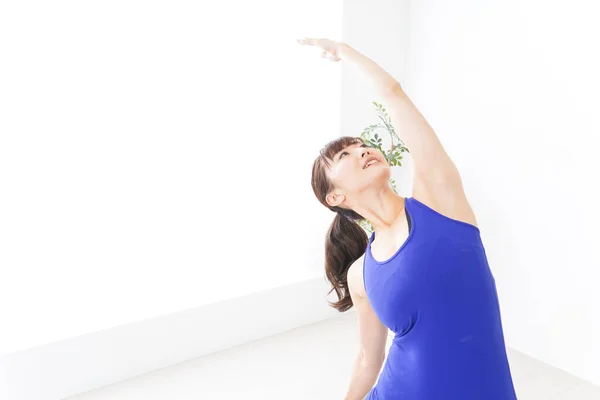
[363,196,518,400]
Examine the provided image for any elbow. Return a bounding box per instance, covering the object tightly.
[385,82,404,97]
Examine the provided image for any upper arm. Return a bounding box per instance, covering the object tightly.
[347,256,388,366]
[382,86,476,223]
[382,85,462,189]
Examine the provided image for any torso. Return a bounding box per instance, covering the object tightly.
[359,193,516,399]
[355,190,478,298]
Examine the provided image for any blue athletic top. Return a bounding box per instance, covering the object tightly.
[363,196,518,399]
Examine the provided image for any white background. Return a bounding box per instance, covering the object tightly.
[0,0,343,355]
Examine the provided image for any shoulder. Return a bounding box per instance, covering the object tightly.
[347,253,367,299]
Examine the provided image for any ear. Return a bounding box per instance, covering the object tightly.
[326,192,345,208]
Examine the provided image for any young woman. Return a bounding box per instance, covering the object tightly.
[299,38,518,400]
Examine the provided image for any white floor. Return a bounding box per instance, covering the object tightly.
[68,312,600,400]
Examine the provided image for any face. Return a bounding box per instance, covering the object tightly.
[325,141,390,208]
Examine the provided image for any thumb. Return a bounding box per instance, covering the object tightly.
[322,51,335,61]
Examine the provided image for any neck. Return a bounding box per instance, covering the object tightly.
[350,187,406,235]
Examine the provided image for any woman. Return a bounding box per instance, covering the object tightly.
[299,38,518,400]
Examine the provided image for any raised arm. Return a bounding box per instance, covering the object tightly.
[337,43,462,189]
[297,38,465,202]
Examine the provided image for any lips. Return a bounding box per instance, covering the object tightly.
[363,156,379,169]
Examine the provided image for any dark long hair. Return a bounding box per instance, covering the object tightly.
[311,136,370,312]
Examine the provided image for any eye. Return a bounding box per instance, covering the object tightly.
[340,143,368,159]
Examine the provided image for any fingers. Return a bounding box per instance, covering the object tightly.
[297,37,324,46]
[297,37,316,45]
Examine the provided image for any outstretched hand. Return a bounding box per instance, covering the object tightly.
[296,37,344,62]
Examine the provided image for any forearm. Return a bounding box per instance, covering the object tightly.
[338,43,401,96]
[344,353,382,400]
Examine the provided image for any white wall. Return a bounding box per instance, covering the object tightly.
[404,0,600,385]
[0,0,343,356]
[344,0,600,387]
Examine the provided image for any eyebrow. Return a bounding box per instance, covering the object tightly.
[334,148,346,162]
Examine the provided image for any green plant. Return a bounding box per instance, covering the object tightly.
[356,101,410,235]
